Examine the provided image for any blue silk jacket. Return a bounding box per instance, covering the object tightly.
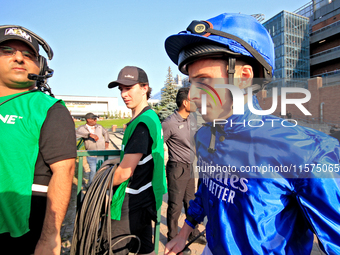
[188,96,340,255]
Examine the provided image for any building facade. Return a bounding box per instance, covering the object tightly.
[256,0,340,130]
[55,95,131,119]
[309,0,340,86]
[263,11,310,96]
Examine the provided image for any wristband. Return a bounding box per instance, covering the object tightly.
[185,219,196,229]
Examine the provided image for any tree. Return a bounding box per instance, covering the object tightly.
[157,67,179,121]
[158,102,177,122]
[161,67,178,107]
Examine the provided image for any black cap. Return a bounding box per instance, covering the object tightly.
[108,66,148,88]
[85,113,99,119]
[0,26,39,56]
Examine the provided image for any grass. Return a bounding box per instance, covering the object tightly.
[74,118,131,129]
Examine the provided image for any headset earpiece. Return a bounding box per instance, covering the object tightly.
[0,25,54,96]
[38,55,48,76]
[0,25,53,60]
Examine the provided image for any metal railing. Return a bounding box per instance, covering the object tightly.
[310,45,340,59]
[311,69,340,78]
[310,19,340,36]
[75,143,161,254]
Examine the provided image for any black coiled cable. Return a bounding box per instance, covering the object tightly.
[70,161,141,255]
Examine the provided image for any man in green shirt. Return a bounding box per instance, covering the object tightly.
[0,25,76,255]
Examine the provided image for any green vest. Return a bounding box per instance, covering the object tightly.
[110,109,167,220]
[0,91,61,237]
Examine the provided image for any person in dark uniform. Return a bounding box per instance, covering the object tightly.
[162,87,206,246]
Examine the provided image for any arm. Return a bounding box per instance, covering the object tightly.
[112,153,143,186]
[102,126,110,149]
[297,140,340,254]
[162,120,171,144]
[76,125,90,139]
[34,158,75,255]
[77,126,99,141]
[34,103,77,255]
[164,222,194,255]
[162,120,171,157]
[112,123,150,186]
[298,177,340,254]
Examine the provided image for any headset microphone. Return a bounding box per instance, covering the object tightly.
[28,69,54,81]
[0,25,55,97]
[28,68,55,97]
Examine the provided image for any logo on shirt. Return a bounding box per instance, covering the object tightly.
[196,155,249,205]
[0,114,23,124]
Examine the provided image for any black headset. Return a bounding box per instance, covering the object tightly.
[0,25,55,95]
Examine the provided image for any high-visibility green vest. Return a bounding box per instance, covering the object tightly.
[110,109,167,220]
[0,90,61,237]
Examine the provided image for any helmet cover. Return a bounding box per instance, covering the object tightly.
[165,13,274,78]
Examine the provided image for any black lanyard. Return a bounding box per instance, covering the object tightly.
[0,89,38,107]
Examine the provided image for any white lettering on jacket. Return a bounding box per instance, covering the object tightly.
[0,114,23,124]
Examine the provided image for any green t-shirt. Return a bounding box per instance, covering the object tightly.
[0,90,60,237]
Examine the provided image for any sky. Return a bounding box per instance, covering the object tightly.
[2,0,310,106]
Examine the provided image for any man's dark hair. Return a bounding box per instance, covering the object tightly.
[176,87,189,108]
[140,83,152,100]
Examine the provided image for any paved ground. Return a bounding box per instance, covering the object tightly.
[60,132,326,255]
[60,168,207,255]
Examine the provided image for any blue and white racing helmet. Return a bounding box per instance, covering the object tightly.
[165,13,275,89]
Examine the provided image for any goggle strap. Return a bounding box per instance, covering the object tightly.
[208,127,217,153]
[228,57,236,86]
[251,84,262,93]
[186,20,272,77]
[205,27,272,77]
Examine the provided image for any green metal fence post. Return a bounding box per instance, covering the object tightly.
[154,207,161,254]
[77,156,83,208]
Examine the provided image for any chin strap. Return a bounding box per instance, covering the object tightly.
[228,56,265,95]
[228,57,248,95]
[228,57,236,86]
[207,124,225,154]
[208,126,217,153]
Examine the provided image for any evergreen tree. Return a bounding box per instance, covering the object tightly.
[161,67,178,107]
[157,67,179,121]
[154,66,178,121]
[158,102,177,122]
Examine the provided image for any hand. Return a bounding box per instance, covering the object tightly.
[90,134,99,141]
[34,235,61,255]
[105,142,109,149]
[164,235,187,255]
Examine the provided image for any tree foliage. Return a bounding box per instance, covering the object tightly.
[161,67,178,107]
[156,67,179,121]
[158,102,177,122]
